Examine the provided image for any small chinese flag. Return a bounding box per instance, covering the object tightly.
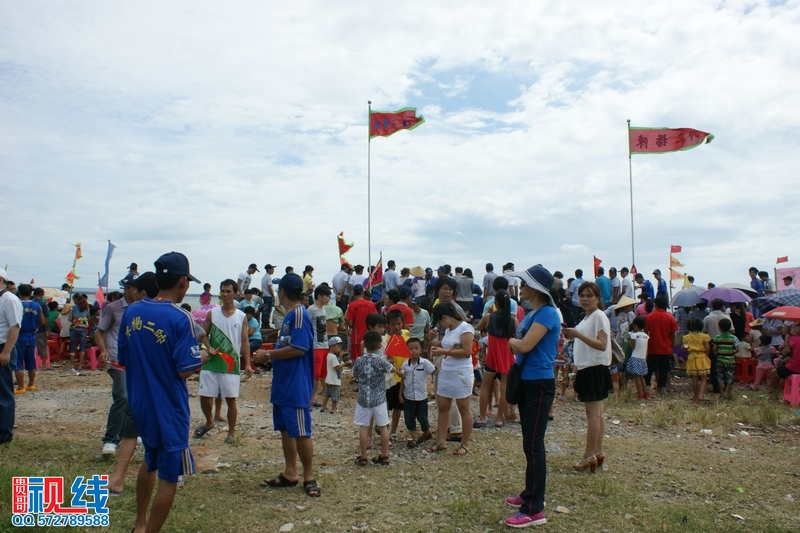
[384,334,412,359]
[630,264,638,276]
[593,256,602,277]
[370,108,425,139]
[670,256,684,268]
[777,256,789,264]
[670,245,682,253]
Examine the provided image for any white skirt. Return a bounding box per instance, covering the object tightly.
[436,367,474,399]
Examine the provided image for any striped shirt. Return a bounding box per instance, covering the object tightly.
[713,332,739,364]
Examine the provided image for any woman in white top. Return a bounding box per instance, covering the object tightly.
[428,301,474,455]
[563,282,611,474]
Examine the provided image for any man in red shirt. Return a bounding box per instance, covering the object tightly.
[344,285,377,361]
[645,296,678,395]
[386,287,414,329]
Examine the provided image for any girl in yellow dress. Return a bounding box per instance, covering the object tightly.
[683,318,711,401]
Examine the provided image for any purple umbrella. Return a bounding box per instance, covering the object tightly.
[699,287,752,304]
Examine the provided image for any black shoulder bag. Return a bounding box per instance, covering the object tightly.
[506,350,530,406]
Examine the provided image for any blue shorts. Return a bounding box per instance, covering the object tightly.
[143,444,195,483]
[14,336,37,371]
[273,405,312,438]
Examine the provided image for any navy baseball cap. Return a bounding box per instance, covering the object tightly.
[154,252,200,283]
[425,267,433,275]
[119,272,139,289]
[279,272,304,293]
[411,296,421,304]
[437,266,445,272]
[399,286,412,299]
[353,284,364,295]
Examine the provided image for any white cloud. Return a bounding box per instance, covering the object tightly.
[1,0,799,290]
[561,244,590,254]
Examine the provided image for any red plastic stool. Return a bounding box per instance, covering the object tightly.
[260,343,274,350]
[734,358,757,384]
[85,346,99,371]
[784,374,800,407]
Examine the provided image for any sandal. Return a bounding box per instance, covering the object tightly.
[417,431,432,443]
[494,420,505,428]
[472,420,487,428]
[427,443,447,453]
[371,455,390,466]
[355,456,368,467]
[407,439,418,448]
[303,479,321,497]
[261,473,299,488]
[193,425,212,439]
[453,445,469,456]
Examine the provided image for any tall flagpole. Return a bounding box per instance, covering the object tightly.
[627,119,636,270]
[367,101,372,270]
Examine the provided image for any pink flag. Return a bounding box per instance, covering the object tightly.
[630,128,713,154]
[94,286,105,308]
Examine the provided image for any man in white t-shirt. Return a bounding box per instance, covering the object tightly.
[331,264,352,313]
[609,267,622,304]
[0,268,23,444]
[349,265,367,294]
[619,267,634,299]
[237,263,259,300]
[260,264,276,328]
[503,263,519,299]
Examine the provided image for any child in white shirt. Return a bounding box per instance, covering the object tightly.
[399,338,437,447]
[320,336,350,414]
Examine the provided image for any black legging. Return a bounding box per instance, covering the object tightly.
[517,379,555,516]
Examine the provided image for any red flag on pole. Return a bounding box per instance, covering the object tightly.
[338,232,354,257]
[670,245,682,253]
[777,256,789,264]
[630,264,638,276]
[593,256,602,277]
[629,128,714,154]
[366,254,383,289]
[384,334,412,359]
[369,108,425,139]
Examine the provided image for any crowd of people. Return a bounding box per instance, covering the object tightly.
[1,257,799,530]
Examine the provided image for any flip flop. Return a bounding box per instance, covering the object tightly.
[261,473,299,488]
[472,421,487,428]
[193,425,212,438]
[494,421,505,428]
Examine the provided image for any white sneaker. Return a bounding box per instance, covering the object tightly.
[102,443,116,455]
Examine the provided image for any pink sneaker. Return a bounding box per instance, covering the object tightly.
[505,495,524,508]
[505,511,546,528]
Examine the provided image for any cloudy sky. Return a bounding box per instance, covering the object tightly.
[2,0,798,291]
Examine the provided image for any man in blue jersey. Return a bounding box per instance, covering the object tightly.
[256,273,319,497]
[653,269,669,303]
[118,252,206,533]
[14,284,44,394]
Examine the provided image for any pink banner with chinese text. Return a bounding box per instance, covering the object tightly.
[629,127,713,154]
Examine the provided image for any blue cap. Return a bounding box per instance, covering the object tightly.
[119,272,139,289]
[154,252,200,283]
[353,284,364,294]
[399,286,412,299]
[437,266,445,272]
[278,273,303,293]
[425,267,433,275]
[410,296,421,304]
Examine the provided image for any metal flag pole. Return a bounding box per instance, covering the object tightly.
[627,119,636,271]
[668,247,673,310]
[367,100,372,270]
